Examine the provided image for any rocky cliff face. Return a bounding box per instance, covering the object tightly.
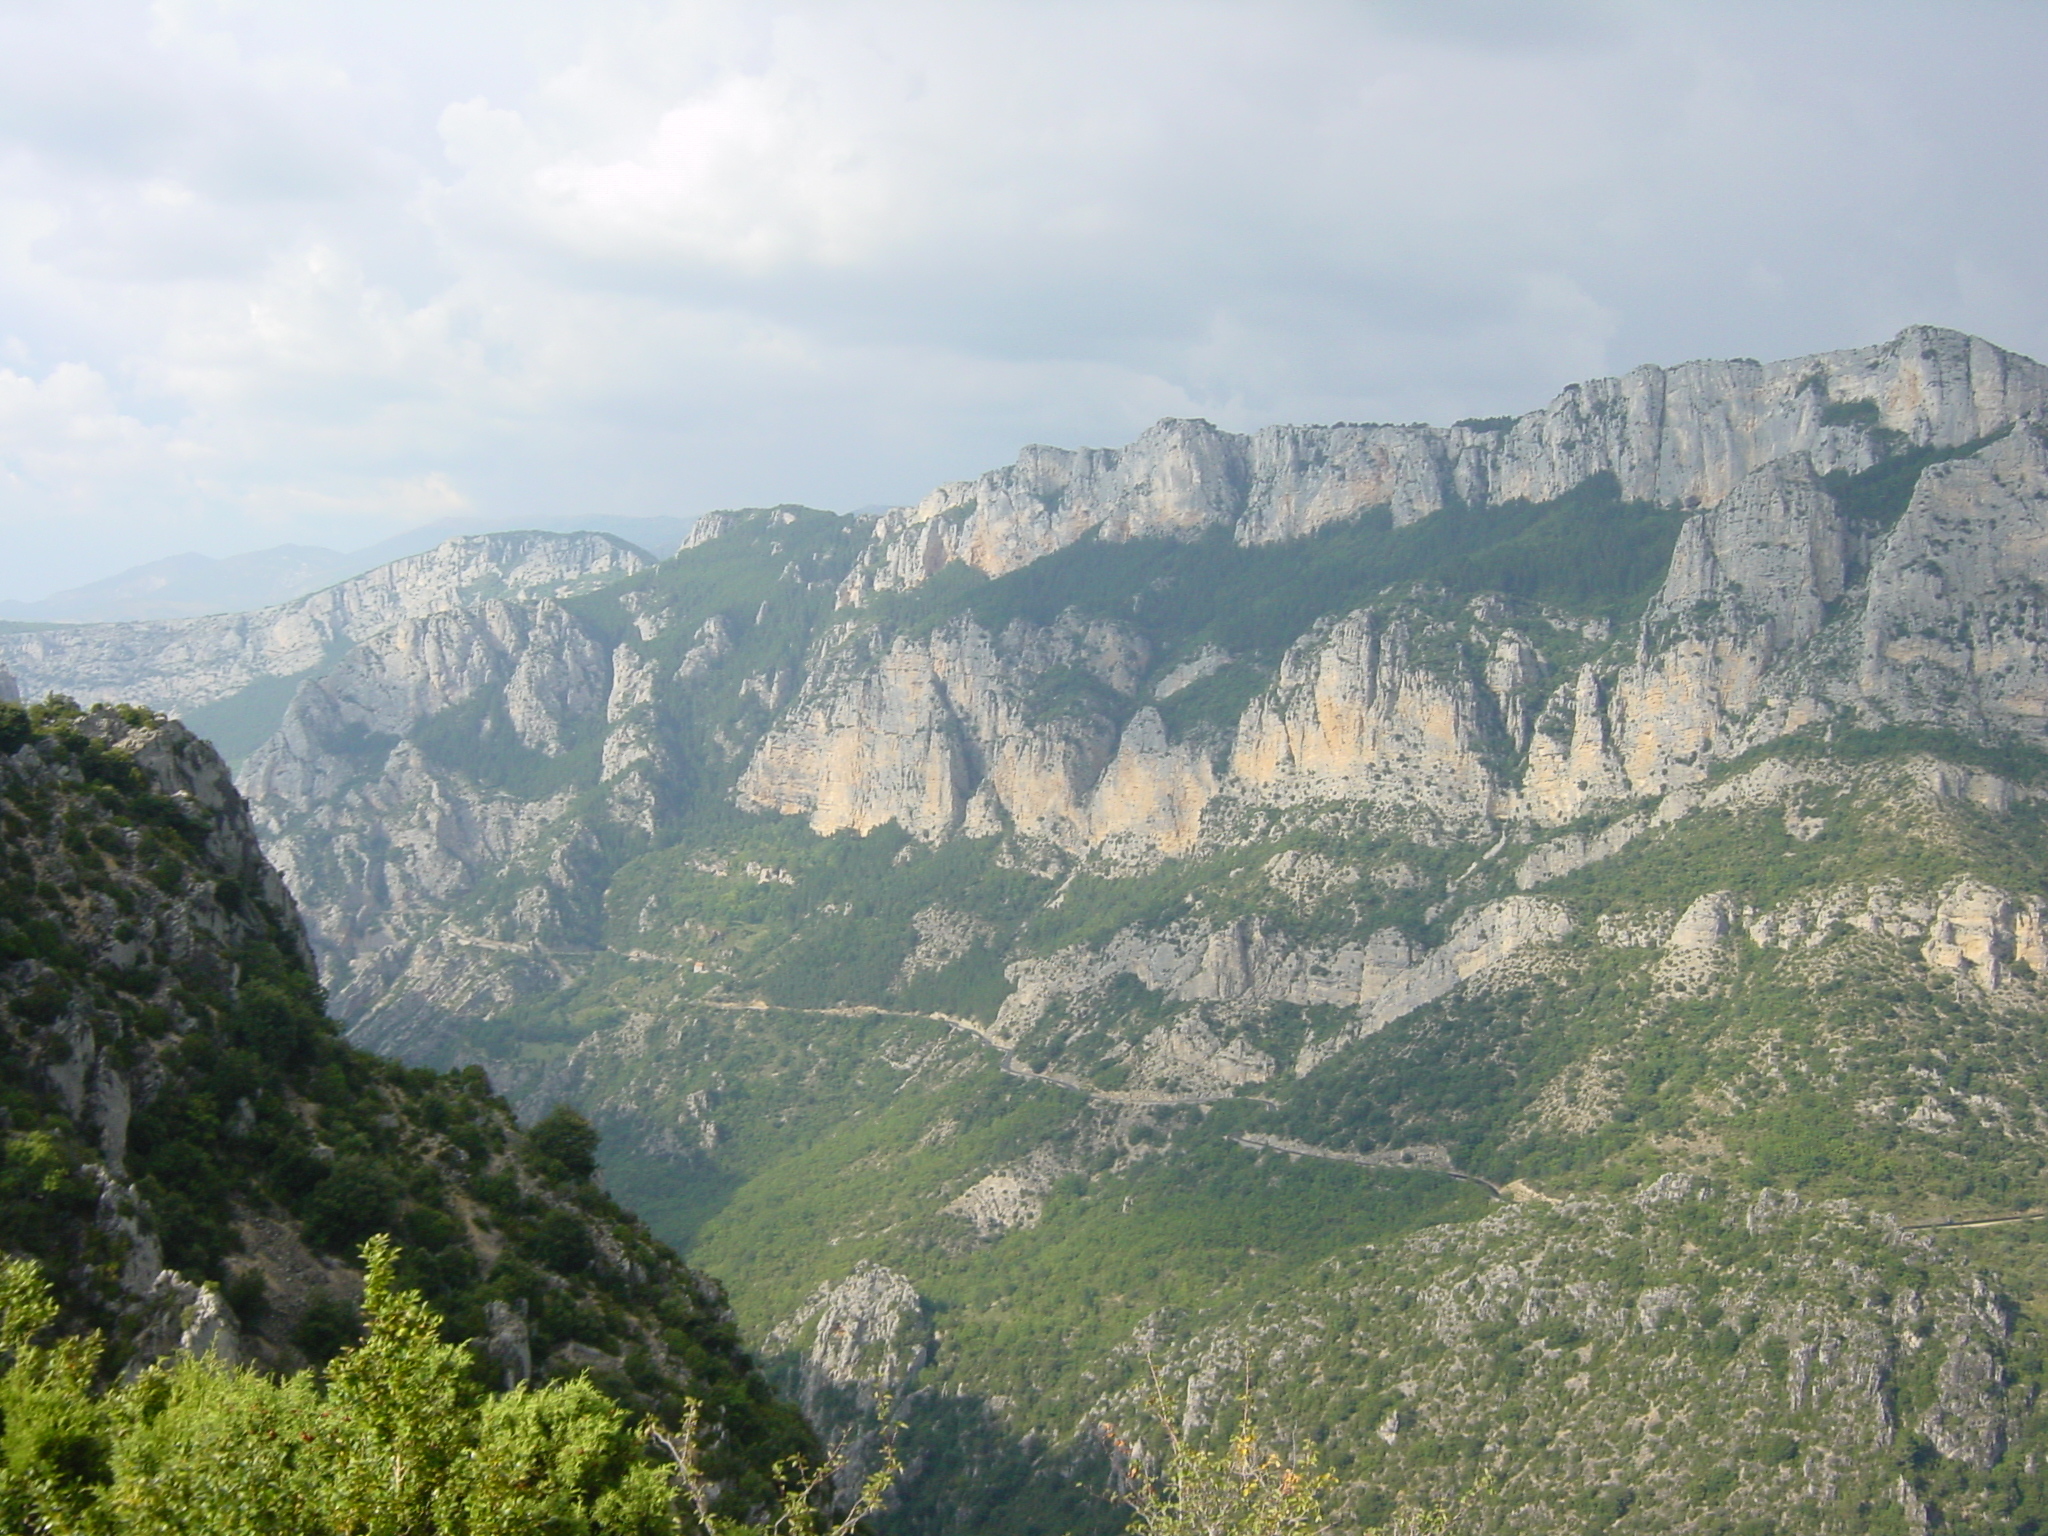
[0,531,651,722]
[710,334,2044,867]
[748,431,2048,855]
[213,331,2048,1094]
[838,326,2046,603]
[1854,425,2048,726]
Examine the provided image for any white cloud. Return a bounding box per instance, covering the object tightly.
[0,0,2045,598]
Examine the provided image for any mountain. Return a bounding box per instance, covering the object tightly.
[163,325,2048,1531]
[0,531,656,766]
[0,515,702,626]
[0,546,369,625]
[0,544,387,622]
[0,695,813,1509]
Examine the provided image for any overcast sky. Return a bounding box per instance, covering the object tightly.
[2,0,2045,600]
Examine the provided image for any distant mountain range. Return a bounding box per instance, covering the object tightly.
[0,513,699,624]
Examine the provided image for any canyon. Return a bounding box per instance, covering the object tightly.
[12,325,2048,1532]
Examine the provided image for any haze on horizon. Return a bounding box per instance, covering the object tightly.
[2,0,2045,603]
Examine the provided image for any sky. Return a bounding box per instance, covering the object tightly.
[1,0,2045,601]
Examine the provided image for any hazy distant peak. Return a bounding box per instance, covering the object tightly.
[4,514,703,624]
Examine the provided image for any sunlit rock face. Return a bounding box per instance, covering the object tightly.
[187,329,2048,1066]
[838,326,2047,603]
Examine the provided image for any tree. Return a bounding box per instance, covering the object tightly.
[0,1255,111,1534]
[653,1398,899,1536]
[0,1240,710,1534]
[1104,1414,1337,1536]
[315,1231,479,1531]
[527,1105,602,1182]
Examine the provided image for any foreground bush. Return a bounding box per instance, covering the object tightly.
[0,1236,824,1535]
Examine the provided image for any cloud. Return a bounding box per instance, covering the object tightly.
[1,0,2046,599]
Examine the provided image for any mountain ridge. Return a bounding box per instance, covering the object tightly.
[0,514,702,625]
[839,324,2045,602]
[0,531,657,766]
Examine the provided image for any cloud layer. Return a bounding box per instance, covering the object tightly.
[3,0,2046,598]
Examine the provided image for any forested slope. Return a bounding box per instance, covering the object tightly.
[0,697,813,1518]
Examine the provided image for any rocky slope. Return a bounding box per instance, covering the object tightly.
[182,325,2048,1532]
[0,696,812,1506]
[0,531,654,764]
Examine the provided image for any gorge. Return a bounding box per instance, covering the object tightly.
[10,324,2048,1532]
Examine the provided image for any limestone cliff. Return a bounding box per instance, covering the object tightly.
[763,434,2048,851]
[839,326,2045,603]
[733,611,1198,854]
[216,334,2048,1059]
[0,531,651,722]
[1855,425,2048,727]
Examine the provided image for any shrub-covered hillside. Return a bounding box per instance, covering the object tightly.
[0,696,813,1512]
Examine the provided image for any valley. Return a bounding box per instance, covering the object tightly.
[10,324,2048,1532]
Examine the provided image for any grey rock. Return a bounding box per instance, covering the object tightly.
[840,327,2045,603]
[0,531,650,722]
[767,1259,929,1415]
[484,1299,534,1390]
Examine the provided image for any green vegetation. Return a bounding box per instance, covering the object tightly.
[0,1238,853,1535]
[1737,719,2048,787]
[1153,662,1270,744]
[178,666,328,768]
[0,700,813,1502]
[207,420,2048,1532]
[1819,397,1883,430]
[412,689,606,798]
[1110,1415,1336,1536]
[433,706,2048,1533]
[583,817,1049,1024]
[1820,424,2012,532]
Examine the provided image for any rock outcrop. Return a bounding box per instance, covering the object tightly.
[766,1260,930,1415]
[1855,425,2048,728]
[734,612,1185,853]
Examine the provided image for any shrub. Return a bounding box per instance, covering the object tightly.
[303,1158,402,1254]
[525,1211,598,1275]
[526,1105,601,1183]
